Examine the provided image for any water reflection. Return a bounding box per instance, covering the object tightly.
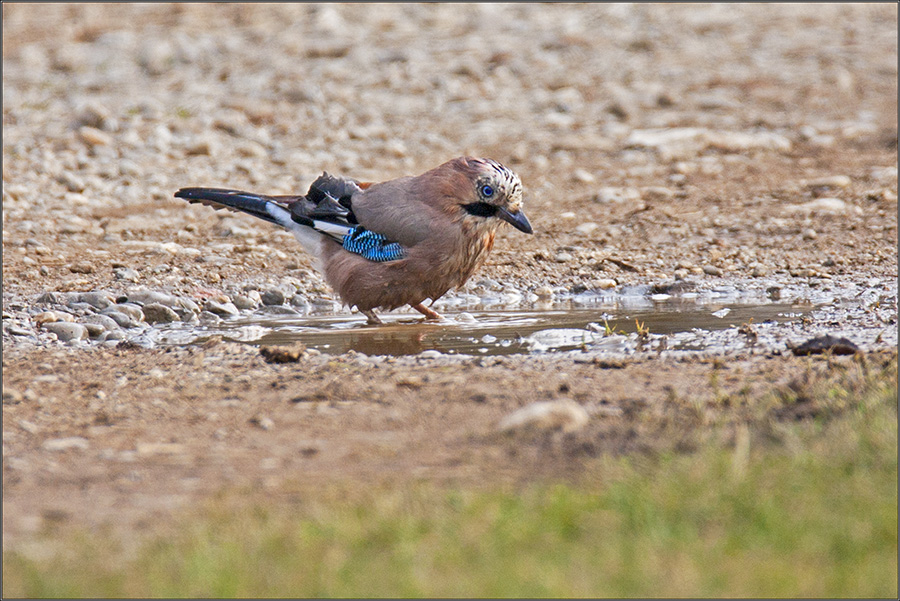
[155,301,815,356]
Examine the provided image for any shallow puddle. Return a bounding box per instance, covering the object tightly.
[155,300,816,356]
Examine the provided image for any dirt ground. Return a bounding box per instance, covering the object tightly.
[2,4,898,553]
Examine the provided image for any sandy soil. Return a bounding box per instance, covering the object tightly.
[2,4,897,552]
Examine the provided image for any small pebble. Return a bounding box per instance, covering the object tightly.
[57,171,86,193]
[204,301,240,317]
[18,418,39,433]
[99,310,134,328]
[118,159,143,177]
[78,126,113,146]
[141,303,179,324]
[865,188,897,202]
[641,186,676,201]
[42,436,90,452]
[260,345,306,363]
[232,295,259,310]
[68,261,95,274]
[791,335,859,356]
[805,175,851,189]
[76,291,114,310]
[3,389,24,405]
[7,326,35,337]
[82,313,121,331]
[75,101,116,131]
[788,197,848,214]
[198,311,222,323]
[249,415,275,430]
[113,267,140,281]
[703,265,723,276]
[34,311,74,325]
[289,295,311,311]
[175,297,201,315]
[185,137,215,156]
[593,187,642,204]
[572,168,595,183]
[41,322,88,342]
[68,302,99,315]
[260,289,286,305]
[385,140,407,158]
[869,166,898,182]
[574,222,598,236]
[136,442,186,455]
[124,290,178,308]
[83,323,106,338]
[237,140,268,158]
[110,302,146,320]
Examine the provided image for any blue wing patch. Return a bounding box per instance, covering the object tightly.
[342,227,407,262]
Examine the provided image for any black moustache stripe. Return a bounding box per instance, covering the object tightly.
[462,202,498,217]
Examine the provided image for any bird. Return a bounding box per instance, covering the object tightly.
[174,156,533,324]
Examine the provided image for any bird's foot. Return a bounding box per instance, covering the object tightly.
[411,302,442,321]
[362,310,383,325]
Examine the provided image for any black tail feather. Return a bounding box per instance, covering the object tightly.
[175,180,359,229]
[174,188,280,225]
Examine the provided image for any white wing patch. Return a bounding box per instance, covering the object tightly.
[263,201,354,260]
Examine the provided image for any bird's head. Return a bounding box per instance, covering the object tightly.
[453,157,533,234]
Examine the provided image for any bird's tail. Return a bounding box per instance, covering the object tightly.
[174,182,403,262]
[174,186,358,257]
[174,188,287,226]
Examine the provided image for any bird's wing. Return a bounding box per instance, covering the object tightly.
[175,182,409,262]
[347,176,446,249]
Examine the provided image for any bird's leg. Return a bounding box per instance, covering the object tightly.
[411,302,442,321]
[362,309,383,325]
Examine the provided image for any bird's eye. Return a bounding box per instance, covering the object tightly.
[481,185,494,198]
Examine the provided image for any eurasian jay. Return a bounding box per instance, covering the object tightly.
[175,157,533,324]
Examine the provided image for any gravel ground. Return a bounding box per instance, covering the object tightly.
[2,3,897,553]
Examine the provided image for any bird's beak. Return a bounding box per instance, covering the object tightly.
[497,207,533,234]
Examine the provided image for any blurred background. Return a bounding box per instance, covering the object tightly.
[4,3,897,294]
[4,3,896,191]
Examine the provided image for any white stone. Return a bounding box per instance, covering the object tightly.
[42,437,89,452]
[574,222,599,236]
[572,168,595,183]
[787,197,848,214]
[593,187,641,204]
[499,400,590,434]
[804,175,851,189]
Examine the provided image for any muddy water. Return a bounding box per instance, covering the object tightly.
[155,300,815,356]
